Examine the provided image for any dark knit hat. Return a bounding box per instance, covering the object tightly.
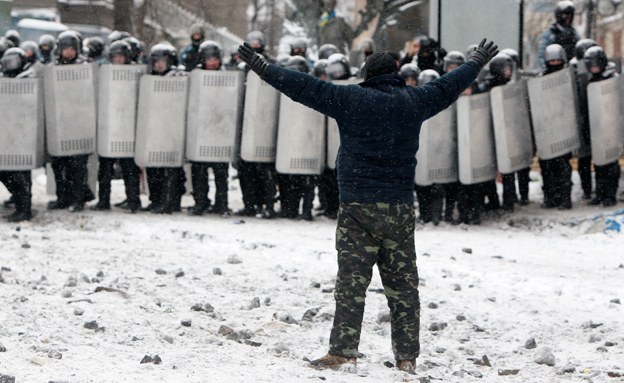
[362,52,398,81]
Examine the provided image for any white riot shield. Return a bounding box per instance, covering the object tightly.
[415,103,458,186]
[490,80,534,174]
[0,78,45,170]
[457,93,497,185]
[326,79,360,170]
[134,75,189,167]
[97,64,146,158]
[527,67,581,160]
[44,64,97,157]
[587,76,624,166]
[186,70,244,163]
[275,95,326,175]
[240,71,280,162]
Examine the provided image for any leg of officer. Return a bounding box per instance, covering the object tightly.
[120,158,142,212]
[212,162,229,214]
[190,162,210,215]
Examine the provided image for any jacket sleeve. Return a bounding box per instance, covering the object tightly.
[538,29,555,69]
[412,60,481,121]
[262,64,359,120]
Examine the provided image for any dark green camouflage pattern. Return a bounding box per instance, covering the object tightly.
[328,202,420,362]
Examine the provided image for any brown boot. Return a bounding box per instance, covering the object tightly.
[309,354,356,370]
[398,360,416,373]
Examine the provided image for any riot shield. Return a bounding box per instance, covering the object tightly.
[186,70,244,163]
[490,80,534,174]
[0,78,45,170]
[415,103,458,186]
[587,76,624,166]
[97,64,146,158]
[44,64,97,157]
[326,79,360,170]
[134,75,189,167]
[240,71,280,162]
[527,67,581,160]
[275,95,326,175]
[457,93,497,185]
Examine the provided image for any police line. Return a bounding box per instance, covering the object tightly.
[1,65,623,183]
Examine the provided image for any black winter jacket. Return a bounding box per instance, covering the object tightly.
[263,61,480,203]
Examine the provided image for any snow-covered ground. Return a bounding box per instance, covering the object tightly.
[1,169,623,383]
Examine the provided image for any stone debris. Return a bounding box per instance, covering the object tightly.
[84,321,99,330]
[31,356,48,366]
[525,338,537,349]
[429,322,448,332]
[0,374,15,383]
[218,325,235,336]
[74,307,85,316]
[302,308,320,322]
[48,349,62,359]
[175,270,185,278]
[0,342,6,352]
[212,267,222,275]
[155,268,167,275]
[534,347,556,366]
[377,312,391,324]
[248,297,261,310]
[462,248,472,254]
[191,303,214,313]
[162,335,174,344]
[181,320,192,327]
[227,255,243,264]
[498,369,520,376]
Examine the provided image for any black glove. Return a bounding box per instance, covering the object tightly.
[468,38,499,70]
[238,42,269,79]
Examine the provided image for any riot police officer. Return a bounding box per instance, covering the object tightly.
[539,44,574,209]
[538,1,580,69]
[4,30,19,47]
[584,46,620,207]
[143,44,186,214]
[108,30,131,43]
[0,48,33,222]
[91,40,142,213]
[180,23,206,71]
[318,43,339,60]
[19,41,39,67]
[85,37,109,65]
[399,63,420,86]
[358,38,375,61]
[47,31,94,212]
[38,34,56,64]
[225,44,242,70]
[188,41,232,217]
[122,37,142,63]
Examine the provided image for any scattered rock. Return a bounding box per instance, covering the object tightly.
[61,290,72,298]
[498,369,520,376]
[451,371,465,377]
[384,361,395,368]
[582,321,603,329]
[244,340,262,347]
[310,281,321,288]
[597,346,608,353]
[65,276,77,287]
[487,297,496,302]
[191,303,214,313]
[96,271,105,278]
[525,338,537,349]
[605,341,618,347]
[21,243,31,249]
[155,268,167,275]
[153,355,162,364]
[274,312,297,324]
[175,270,185,278]
[456,314,466,321]
[0,374,16,383]
[19,296,28,302]
[181,320,192,327]
[227,255,243,264]
[429,322,448,332]
[268,343,290,356]
[31,356,48,365]
[608,371,623,377]
[428,302,438,309]
[163,335,174,344]
[589,334,602,343]
[74,307,85,316]
[248,297,261,310]
[212,268,222,275]
[453,284,462,291]
[91,278,100,283]
[473,325,486,332]
[558,365,576,374]
[79,274,90,284]
[302,308,320,322]
[95,327,106,333]
[462,248,472,254]
[140,355,153,364]
[0,342,6,352]
[218,325,235,336]
[377,312,391,324]
[534,347,556,366]
[226,329,254,342]
[48,349,62,359]
[321,288,334,293]
[84,321,98,330]
[473,355,491,367]
[435,347,446,354]
[264,297,271,306]
[466,370,483,378]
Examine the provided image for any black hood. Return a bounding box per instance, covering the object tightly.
[362,52,398,81]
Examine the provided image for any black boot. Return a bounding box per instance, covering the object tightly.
[7,210,32,222]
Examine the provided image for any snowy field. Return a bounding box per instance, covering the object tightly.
[1,169,623,383]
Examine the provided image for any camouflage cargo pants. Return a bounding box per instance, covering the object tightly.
[328,202,420,362]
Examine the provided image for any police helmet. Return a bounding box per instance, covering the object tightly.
[313,59,329,78]
[358,38,375,53]
[285,55,308,73]
[189,23,206,46]
[291,37,308,56]
[443,51,466,73]
[418,69,440,86]
[85,36,105,58]
[38,34,56,50]
[19,41,39,64]
[246,31,266,52]
[584,46,608,73]
[122,37,141,62]
[4,30,20,47]
[1,47,27,76]
[199,40,222,68]
[544,44,567,65]
[150,43,178,73]
[230,44,239,57]
[109,40,132,64]
[57,31,81,58]
[555,1,575,26]
[489,53,515,79]
[318,44,339,60]
[326,53,350,80]
[500,48,519,65]
[574,39,598,60]
[276,53,290,67]
[399,63,421,81]
[108,30,132,43]
[0,38,12,59]
[465,44,478,60]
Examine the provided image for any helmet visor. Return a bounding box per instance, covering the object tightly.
[1,55,22,71]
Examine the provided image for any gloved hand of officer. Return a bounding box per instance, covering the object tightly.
[238,42,269,79]
[468,38,499,69]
